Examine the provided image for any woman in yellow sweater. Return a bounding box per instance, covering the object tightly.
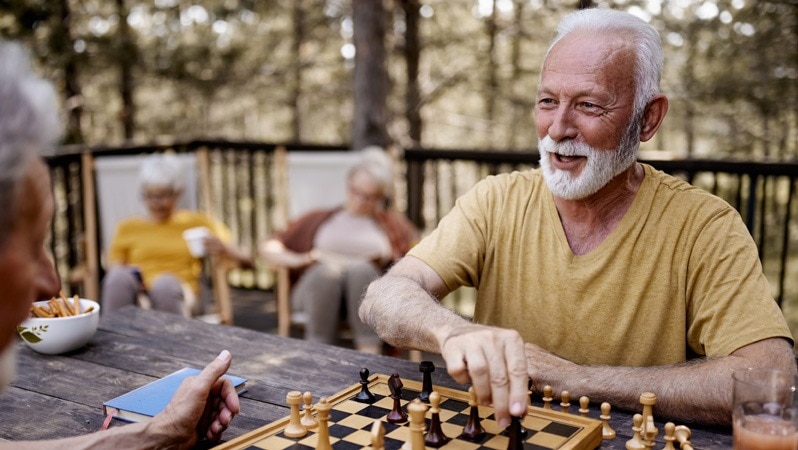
[101,154,252,317]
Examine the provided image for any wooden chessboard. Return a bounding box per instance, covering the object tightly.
[216,374,602,450]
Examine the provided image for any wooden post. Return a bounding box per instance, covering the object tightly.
[80,152,99,301]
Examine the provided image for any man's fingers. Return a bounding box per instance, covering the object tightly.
[506,336,530,417]
[196,350,233,388]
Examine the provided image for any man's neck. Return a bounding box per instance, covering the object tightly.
[553,162,645,255]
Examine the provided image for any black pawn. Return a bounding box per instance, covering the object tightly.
[418,361,435,402]
[506,416,525,450]
[386,373,408,423]
[354,368,376,404]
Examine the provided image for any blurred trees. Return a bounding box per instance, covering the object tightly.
[0,0,795,159]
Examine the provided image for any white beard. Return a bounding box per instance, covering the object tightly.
[538,123,640,200]
[0,344,17,392]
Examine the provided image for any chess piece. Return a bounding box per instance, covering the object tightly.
[674,425,694,450]
[367,419,385,450]
[301,391,318,429]
[579,396,589,417]
[418,360,435,402]
[600,402,616,440]
[560,390,570,414]
[315,397,333,450]
[402,399,428,450]
[507,416,525,450]
[625,414,645,450]
[542,385,553,409]
[462,386,486,441]
[424,391,450,447]
[387,373,408,423]
[662,422,676,450]
[527,379,534,405]
[355,368,377,404]
[284,390,307,438]
[639,392,658,441]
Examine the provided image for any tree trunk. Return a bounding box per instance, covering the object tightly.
[485,1,498,148]
[401,0,422,147]
[508,0,525,149]
[117,0,136,141]
[56,0,84,144]
[352,0,390,151]
[290,0,305,142]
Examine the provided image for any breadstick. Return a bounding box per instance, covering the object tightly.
[72,295,81,315]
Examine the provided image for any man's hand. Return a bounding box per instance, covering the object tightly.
[151,350,241,448]
[440,324,529,428]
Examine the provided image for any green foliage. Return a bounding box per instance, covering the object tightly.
[0,0,795,158]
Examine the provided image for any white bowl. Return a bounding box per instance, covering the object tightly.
[17,299,100,355]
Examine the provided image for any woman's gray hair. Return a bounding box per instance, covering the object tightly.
[544,8,664,119]
[138,153,186,193]
[348,146,394,199]
[0,40,61,247]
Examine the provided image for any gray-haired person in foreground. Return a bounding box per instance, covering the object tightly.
[0,39,240,449]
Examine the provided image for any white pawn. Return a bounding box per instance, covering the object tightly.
[560,390,570,414]
[663,422,676,450]
[600,402,616,440]
[579,396,590,417]
[284,391,307,438]
[301,391,318,430]
[625,414,645,450]
[542,385,553,410]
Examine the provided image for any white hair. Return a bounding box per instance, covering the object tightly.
[545,8,663,118]
[348,146,394,198]
[138,153,186,192]
[0,40,61,247]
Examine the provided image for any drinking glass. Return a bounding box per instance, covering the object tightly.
[733,368,798,450]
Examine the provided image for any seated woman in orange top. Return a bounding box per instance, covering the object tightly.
[101,153,252,317]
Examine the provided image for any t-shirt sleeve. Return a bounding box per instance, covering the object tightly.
[407,177,500,292]
[686,203,793,357]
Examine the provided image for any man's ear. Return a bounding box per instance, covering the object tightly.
[639,94,669,142]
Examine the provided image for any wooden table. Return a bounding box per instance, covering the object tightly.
[0,307,733,448]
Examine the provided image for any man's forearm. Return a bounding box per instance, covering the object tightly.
[360,274,470,353]
[534,339,796,426]
[549,359,733,425]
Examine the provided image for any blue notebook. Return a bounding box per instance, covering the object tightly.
[103,367,247,423]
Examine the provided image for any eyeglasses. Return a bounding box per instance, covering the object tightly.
[348,185,384,203]
[141,189,177,202]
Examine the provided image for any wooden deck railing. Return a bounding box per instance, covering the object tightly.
[45,141,798,309]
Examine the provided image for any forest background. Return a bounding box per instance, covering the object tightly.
[1,0,796,159]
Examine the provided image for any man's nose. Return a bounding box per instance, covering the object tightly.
[36,249,61,300]
[546,106,578,142]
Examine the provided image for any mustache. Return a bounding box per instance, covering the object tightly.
[538,136,592,157]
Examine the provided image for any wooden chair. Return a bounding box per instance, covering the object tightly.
[81,149,234,325]
[271,148,363,337]
[269,147,421,361]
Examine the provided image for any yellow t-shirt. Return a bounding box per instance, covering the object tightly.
[108,210,231,293]
[409,164,792,366]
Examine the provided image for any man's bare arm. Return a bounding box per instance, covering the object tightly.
[526,337,796,425]
[359,256,456,352]
[360,256,530,427]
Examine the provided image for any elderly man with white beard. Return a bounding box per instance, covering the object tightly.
[0,40,240,449]
[359,8,795,427]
